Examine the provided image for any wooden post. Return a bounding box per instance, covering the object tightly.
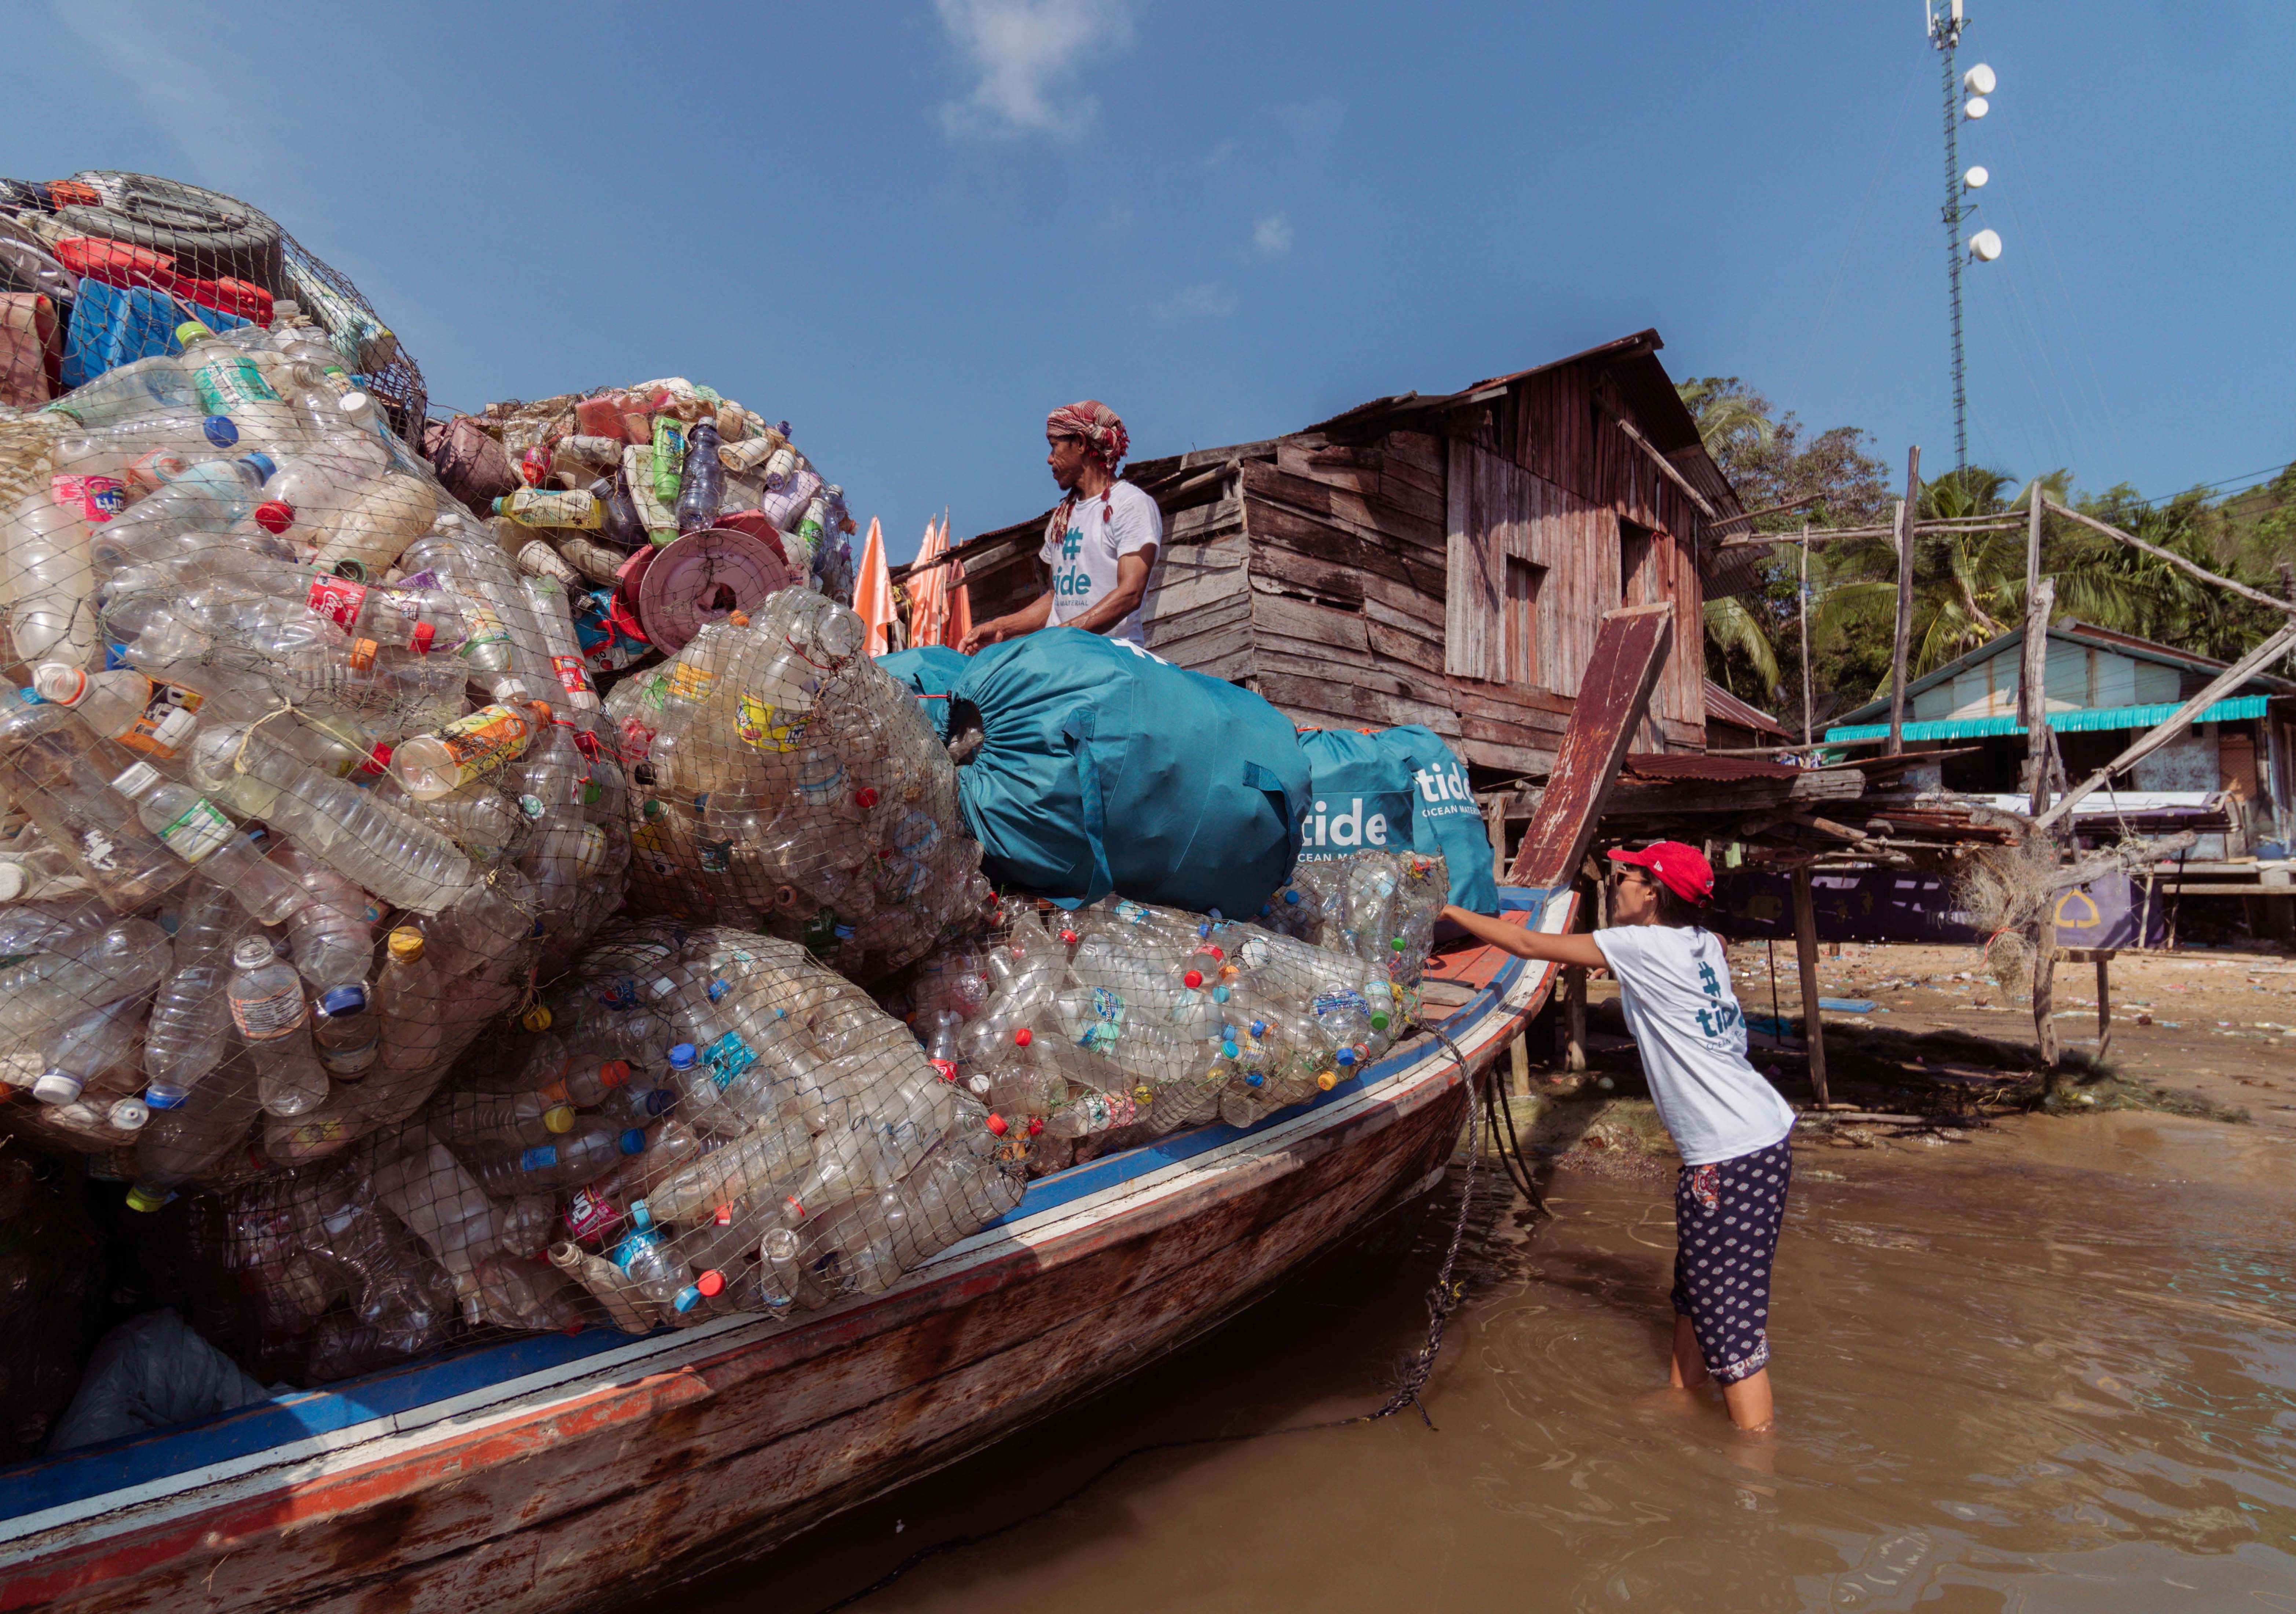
[1484,794,1507,884]
[1798,525,1814,750]
[2033,940,2060,1071]
[1791,865,1831,1108]
[1509,1033,1531,1098]
[1886,446,1921,757]
[1562,965,1587,1073]
[2095,954,2112,1064]
[2022,487,2063,1075]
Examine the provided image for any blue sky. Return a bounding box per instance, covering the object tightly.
[10,1,2289,560]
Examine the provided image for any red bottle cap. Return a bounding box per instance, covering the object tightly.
[695,1270,725,1297]
[1059,929,1078,946]
[1183,970,1203,989]
[254,500,293,533]
[986,1113,1009,1136]
[1027,1117,1044,1136]
[601,1060,629,1088]
[855,787,879,808]
[1014,1027,1032,1047]
[1207,946,1225,961]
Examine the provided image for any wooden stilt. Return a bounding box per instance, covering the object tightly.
[1563,965,1587,1073]
[2095,954,2112,1064]
[1509,1033,1531,1098]
[1791,865,1831,1108]
[2033,939,2059,1070]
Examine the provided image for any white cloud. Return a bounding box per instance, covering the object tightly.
[935,0,1134,140]
[1205,140,1235,168]
[1251,213,1294,257]
[1159,282,1238,319]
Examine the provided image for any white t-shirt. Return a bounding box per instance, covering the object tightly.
[1039,479,1162,646]
[1591,924,1796,1166]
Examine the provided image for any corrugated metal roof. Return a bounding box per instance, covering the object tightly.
[1824,694,2271,744]
[1704,680,1789,737]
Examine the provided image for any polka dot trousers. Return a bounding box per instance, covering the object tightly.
[1670,1135,1792,1385]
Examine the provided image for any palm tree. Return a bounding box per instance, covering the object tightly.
[1679,380,1785,704]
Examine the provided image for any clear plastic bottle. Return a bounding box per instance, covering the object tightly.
[310,472,438,577]
[125,1047,263,1211]
[390,701,544,801]
[312,984,378,1078]
[0,704,189,909]
[465,1122,646,1196]
[41,351,197,430]
[520,574,602,713]
[109,760,311,924]
[225,937,328,1117]
[674,422,724,533]
[373,926,447,1076]
[269,841,382,987]
[30,663,202,762]
[610,1201,685,1308]
[187,721,476,915]
[435,1088,577,1152]
[31,993,151,1106]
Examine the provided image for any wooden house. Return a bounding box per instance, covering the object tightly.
[919,330,1755,779]
[1704,680,1793,752]
[1825,620,2296,857]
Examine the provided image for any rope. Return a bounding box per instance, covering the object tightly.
[807,1025,1523,1614]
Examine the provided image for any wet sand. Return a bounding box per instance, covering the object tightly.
[666,1108,2296,1612]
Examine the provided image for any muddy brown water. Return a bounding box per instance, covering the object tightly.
[672,1114,2296,1612]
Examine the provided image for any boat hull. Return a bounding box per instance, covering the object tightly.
[1,904,1562,1614]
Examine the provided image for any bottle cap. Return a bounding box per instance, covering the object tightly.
[543,1104,577,1133]
[201,415,239,448]
[125,1184,169,1213]
[1370,1011,1390,1031]
[142,1084,186,1109]
[230,936,276,969]
[673,1285,701,1313]
[241,452,276,482]
[338,389,372,417]
[854,787,878,808]
[319,985,368,1016]
[985,1112,1009,1136]
[630,1199,653,1229]
[694,1268,725,1297]
[491,497,508,515]
[31,662,88,704]
[1012,1028,1031,1048]
[31,1071,83,1105]
[109,760,160,797]
[1211,985,1229,1003]
[1317,1071,1338,1091]
[254,500,293,533]
[1059,930,1078,946]
[1182,970,1203,990]
[109,1096,149,1131]
[389,928,426,964]
[0,864,25,902]
[1221,1042,1238,1060]
[1392,938,1406,952]
[173,319,214,346]
[1335,1048,1357,1067]
[149,706,197,748]
[668,1042,698,1069]
[600,1059,630,1088]
[1284,890,1301,905]
[617,1128,646,1155]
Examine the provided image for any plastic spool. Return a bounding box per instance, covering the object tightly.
[634,526,795,654]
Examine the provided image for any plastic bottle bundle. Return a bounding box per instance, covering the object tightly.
[897,851,1446,1174]
[0,286,629,1200]
[449,377,858,631]
[509,920,1027,1334]
[609,587,989,978]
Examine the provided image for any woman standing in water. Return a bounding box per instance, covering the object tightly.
[1442,841,1797,1431]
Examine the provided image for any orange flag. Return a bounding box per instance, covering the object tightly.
[855,516,896,657]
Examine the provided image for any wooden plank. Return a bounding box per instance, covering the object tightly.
[1446,677,1576,721]
[1148,621,1255,675]
[1792,866,1832,1107]
[1455,733,1556,775]
[1248,501,1446,595]
[1506,603,1675,889]
[1251,670,1464,738]
[1366,619,1447,677]
[1250,592,1372,654]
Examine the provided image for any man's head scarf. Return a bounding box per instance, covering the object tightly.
[1046,400,1129,472]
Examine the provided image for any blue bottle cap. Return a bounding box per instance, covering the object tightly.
[240,451,276,482]
[630,1199,653,1230]
[618,1128,646,1155]
[673,1285,701,1313]
[1250,1020,1267,1038]
[201,415,239,448]
[668,1043,697,1069]
[1221,1042,1238,1060]
[707,979,730,1002]
[142,1086,186,1109]
[1335,1048,1357,1067]
[641,1088,677,1116]
[1246,1072,1264,1088]
[520,1144,559,1170]
[1284,890,1301,905]
[1211,985,1229,1003]
[319,985,367,1016]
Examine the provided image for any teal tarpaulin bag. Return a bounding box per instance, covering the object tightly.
[875,645,969,740]
[1297,724,1500,914]
[951,628,1309,916]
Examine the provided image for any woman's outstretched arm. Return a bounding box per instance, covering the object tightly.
[1441,905,1607,968]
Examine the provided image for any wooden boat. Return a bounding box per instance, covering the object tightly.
[0,892,1570,1614]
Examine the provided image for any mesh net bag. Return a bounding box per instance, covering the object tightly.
[0,174,629,1210]
[443,377,856,608]
[610,587,990,980]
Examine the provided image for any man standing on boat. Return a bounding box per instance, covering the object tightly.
[958,400,1161,652]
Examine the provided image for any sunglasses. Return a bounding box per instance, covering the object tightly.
[1608,868,1652,888]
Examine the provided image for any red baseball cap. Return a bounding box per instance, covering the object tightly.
[1608,841,1713,904]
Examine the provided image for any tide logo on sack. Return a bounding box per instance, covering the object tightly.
[1299,795,1405,855]
[1412,760,1476,819]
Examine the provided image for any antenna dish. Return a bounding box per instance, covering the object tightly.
[1969,229,2003,262]
[1963,63,1996,95]
[1963,95,1990,119]
[1964,165,1989,189]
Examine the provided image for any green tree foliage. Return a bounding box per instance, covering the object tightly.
[1678,379,2296,734]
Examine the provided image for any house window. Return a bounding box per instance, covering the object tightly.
[1504,556,1542,684]
[1619,519,1655,605]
